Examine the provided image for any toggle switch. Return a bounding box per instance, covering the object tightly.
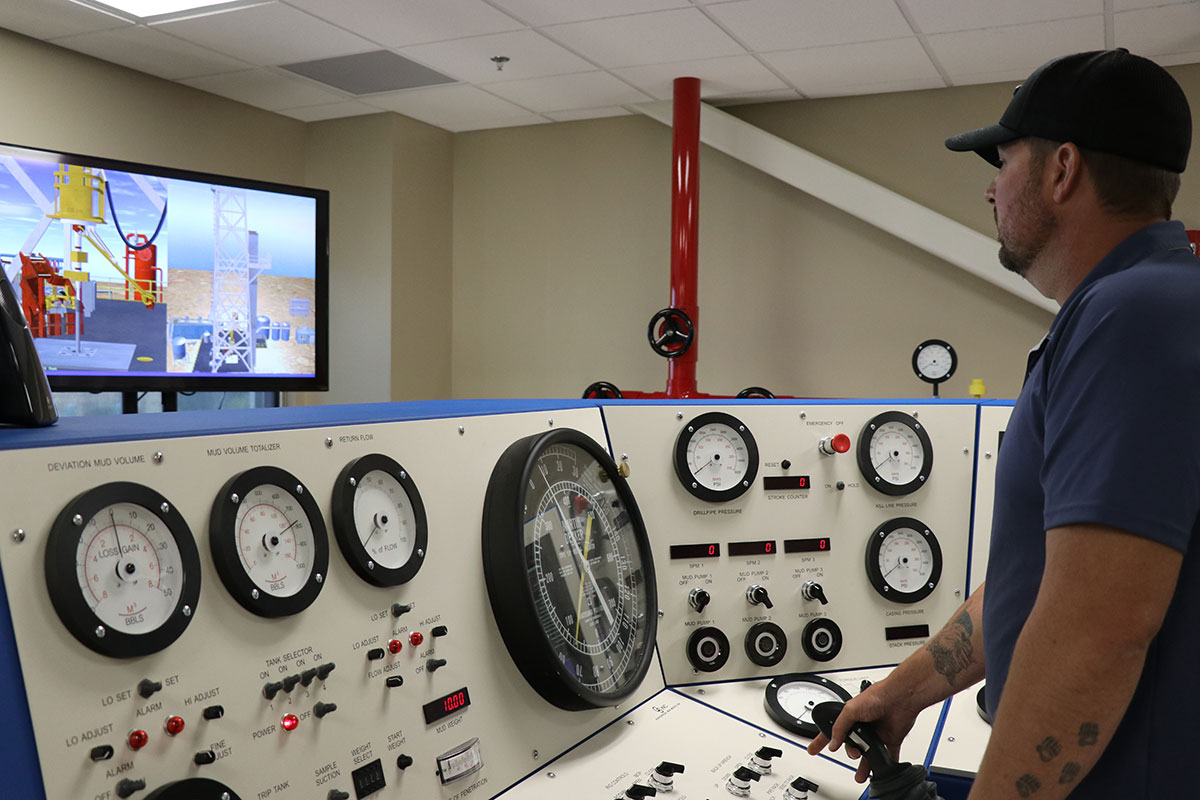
[746,584,773,609]
[194,750,217,766]
[282,674,302,692]
[623,785,657,799]
[316,662,337,680]
[396,754,413,770]
[89,745,114,762]
[386,676,404,688]
[726,766,761,797]
[650,761,685,792]
[802,581,828,605]
[818,434,851,456]
[263,681,283,700]
[116,778,146,798]
[391,603,413,618]
[327,791,349,800]
[314,701,337,718]
[427,658,447,672]
[749,746,782,774]
[688,588,710,614]
[787,776,820,800]
[202,705,225,720]
[301,668,319,686]
[137,679,162,699]
[366,648,386,661]
[431,625,448,637]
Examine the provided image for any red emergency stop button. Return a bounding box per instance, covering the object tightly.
[819,434,851,456]
[164,716,185,736]
[128,729,149,750]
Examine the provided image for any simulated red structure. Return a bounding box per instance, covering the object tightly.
[19,253,78,338]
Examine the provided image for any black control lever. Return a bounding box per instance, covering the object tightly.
[812,702,944,800]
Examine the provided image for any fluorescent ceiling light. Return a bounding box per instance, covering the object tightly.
[73,0,252,20]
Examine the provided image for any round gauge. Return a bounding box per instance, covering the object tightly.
[44,482,201,658]
[209,466,329,617]
[146,779,243,800]
[331,453,428,587]
[865,517,942,603]
[482,428,658,711]
[912,339,957,385]
[857,410,933,496]
[764,673,854,738]
[673,412,759,502]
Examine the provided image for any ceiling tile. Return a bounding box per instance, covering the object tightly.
[153,3,376,65]
[613,55,787,100]
[903,0,1101,36]
[707,88,802,106]
[180,68,348,110]
[283,0,524,47]
[545,106,635,121]
[1114,0,1196,10]
[365,84,534,126]
[543,8,745,68]
[399,30,594,84]
[1115,4,1200,57]
[763,38,941,96]
[707,0,913,52]
[0,0,131,40]
[445,114,551,132]
[927,16,1105,82]
[488,0,689,27]
[51,26,253,80]
[282,50,456,94]
[484,71,653,112]
[275,100,382,121]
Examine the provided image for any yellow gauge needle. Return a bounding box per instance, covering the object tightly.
[573,512,594,642]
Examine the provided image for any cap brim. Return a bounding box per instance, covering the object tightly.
[944,123,1020,168]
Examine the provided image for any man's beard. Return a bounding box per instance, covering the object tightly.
[996,181,1055,277]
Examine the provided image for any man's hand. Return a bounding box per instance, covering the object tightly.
[806,679,919,783]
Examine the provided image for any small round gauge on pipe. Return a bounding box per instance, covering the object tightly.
[912,339,957,397]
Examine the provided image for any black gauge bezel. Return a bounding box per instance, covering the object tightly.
[800,617,843,663]
[856,410,934,496]
[686,625,731,673]
[744,621,788,668]
[331,453,428,587]
[864,516,942,604]
[209,466,329,618]
[482,428,659,711]
[673,412,760,503]
[764,672,853,738]
[44,482,201,658]
[912,339,957,385]
[145,778,243,800]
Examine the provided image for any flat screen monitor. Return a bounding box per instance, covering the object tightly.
[0,141,328,393]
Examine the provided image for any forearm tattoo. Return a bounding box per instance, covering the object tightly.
[1015,774,1042,797]
[927,610,973,686]
[1015,724,1096,796]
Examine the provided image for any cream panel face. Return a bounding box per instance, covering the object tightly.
[0,408,664,800]
[969,404,1013,590]
[603,402,978,684]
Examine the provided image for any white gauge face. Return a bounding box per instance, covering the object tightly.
[686,423,752,491]
[877,527,936,593]
[868,421,926,486]
[352,469,418,569]
[916,344,953,380]
[235,483,316,598]
[75,502,184,634]
[776,681,845,724]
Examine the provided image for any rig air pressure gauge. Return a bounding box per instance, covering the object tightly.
[674,412,759,502]
[912,339,957,396]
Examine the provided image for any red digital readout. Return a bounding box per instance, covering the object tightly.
[423,687,472,725]
[728,540,775,557]
[444,691,467,713]
[784,538,832,554]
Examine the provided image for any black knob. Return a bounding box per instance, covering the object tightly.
[262,681,283,700]
[790,776,820,793]
[781,459,792,470]
[202,705,225,720]
[89,745,114,762]
[655,761,685,777]
[137,679,162,699]
[282,674,302,692]
[688,588,711,613]
[386,676,405,688]
[391,603,413,618]
[396,754,414,770]
[314,701,337,718]
[427,658,447,672]
[328,791,350,800]
[836,481,846,491]
[431,625,448,637]
[733,766,761,782]
[301,668,318,686]
[366,648,386,661]
[116,778,147,798]
[802,581,828,605]
[316,662,336,679]
[624,785,657,799]
[860,679,873,693]
[755,746,782,761]
[193,750,217,766]
[746,584,773,609]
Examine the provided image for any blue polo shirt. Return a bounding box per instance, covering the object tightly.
[984,221,1200,798]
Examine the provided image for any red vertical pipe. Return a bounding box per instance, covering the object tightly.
[666,77,701,398]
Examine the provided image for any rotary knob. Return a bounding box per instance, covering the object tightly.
[787,776,820,800]
[650,761,685,791]
[726,766,761,797]
[749,746,782,774]
[802,581,828,605]
[688,588,711,614]
[746,584,773,609]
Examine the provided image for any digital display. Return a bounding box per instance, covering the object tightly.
[784,537,831,553]
[885,624,931,641]
[763,475,811,490]
[423,686,471,725]
[669,542,720,560]
[728,539,776,557]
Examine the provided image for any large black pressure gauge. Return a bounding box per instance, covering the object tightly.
[674,412,759,502]
[865,517,942,603]
[857,410,933,496]
[331,453,428,587]
[482,428,658,711]
[209,466,329,617]
[45,482,201,658]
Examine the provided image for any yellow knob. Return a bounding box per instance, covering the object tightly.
[968,378,987,398]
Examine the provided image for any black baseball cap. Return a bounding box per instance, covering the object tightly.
[945,48,1191,173]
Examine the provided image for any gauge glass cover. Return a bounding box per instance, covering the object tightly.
[674,412,759,502]
[353,470,417,569]
[857,411,933,496]
[764,673,853,738]
[865,517,942,603]
[913,339,956,383]
[331,453,428,587]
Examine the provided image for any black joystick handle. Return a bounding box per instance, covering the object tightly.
[812,702,902,779]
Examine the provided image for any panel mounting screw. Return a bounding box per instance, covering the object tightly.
[11,529,24,543]
[325,437,333,448]
[153,451,164,463]
[458,426,465,435]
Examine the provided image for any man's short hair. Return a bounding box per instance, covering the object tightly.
[1028,137,1181,220]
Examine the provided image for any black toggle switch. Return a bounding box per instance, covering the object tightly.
[327,791,350,800]
[193,750,217,766]
[431,625,448,637]
[301,668,319,686]
[624,784,657,799]
[202,705,224,720]
[655,761,685,777]
[802,581,828,605]
[89,745,114,762]
[396,754,413,770]
[729,766,762,790]
[650,761,685,791]
[391,603,413,618]
[137,679,162,699]
[116,778,147,798]
[282,674,302,692]
[787,776,820,799]
[746,584,773,609]
[688,588,711,614]
[314,701,337,718]
[316,662,337,680]
[262,681,283,700]
[427,658,447,672]
[860,679,873,693]
[386,676,404,688]
[366,648,386,661]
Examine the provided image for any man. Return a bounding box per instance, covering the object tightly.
[809,49,1197,800]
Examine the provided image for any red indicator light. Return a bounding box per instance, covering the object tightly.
[163,716,185,736]
[388,639,403,654]
[832,434,851,453]
[128,730,149,750]
[281,714,299,732]
[409,632,423,647]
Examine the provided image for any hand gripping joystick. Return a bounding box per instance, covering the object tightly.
[811,702,944,800]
